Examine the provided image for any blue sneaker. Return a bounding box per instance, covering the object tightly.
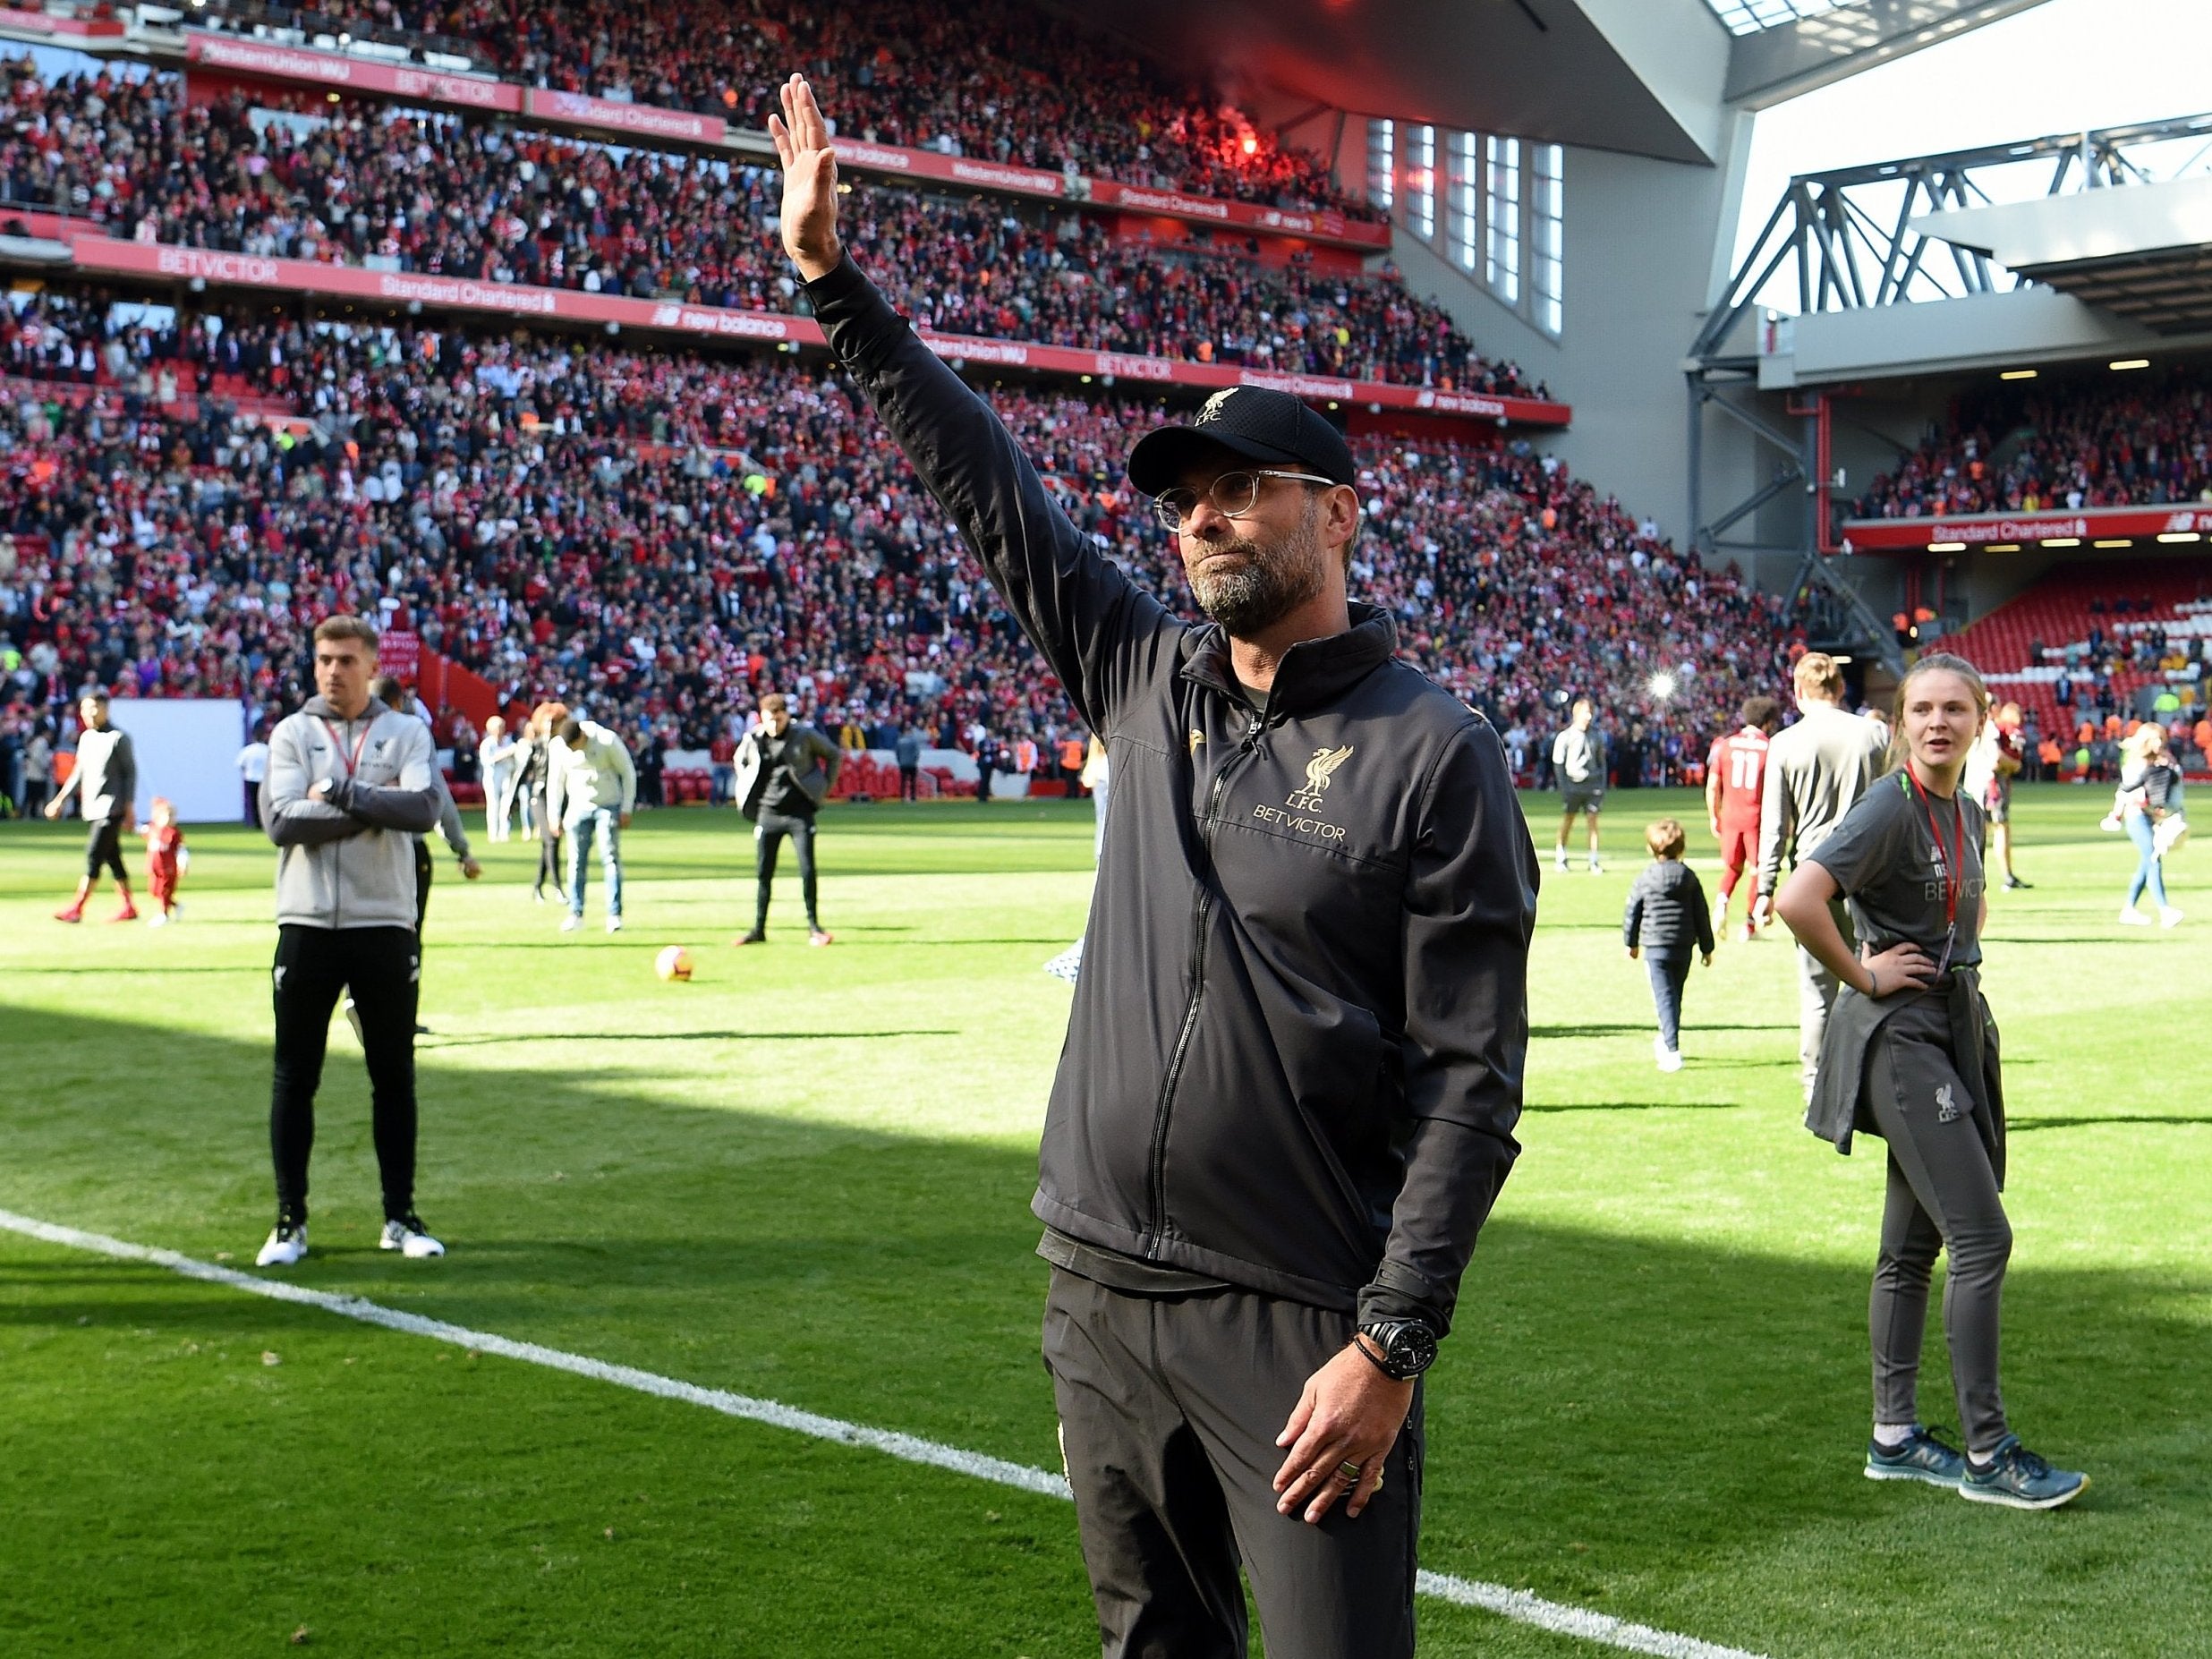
[1865,1425,1966,1489]
[1960,1436,2089,1510]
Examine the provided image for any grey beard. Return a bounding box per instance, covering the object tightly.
[1187,518,1327,638]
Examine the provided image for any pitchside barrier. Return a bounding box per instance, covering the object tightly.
[105,698,251,824]
[642,749,1050,804]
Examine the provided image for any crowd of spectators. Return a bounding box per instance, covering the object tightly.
[195,0,1374,217]
[0,63,1538,396]
[0,295,1784,792]
[1853,366,2212,519]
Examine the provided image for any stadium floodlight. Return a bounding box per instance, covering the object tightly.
[2110,359,2151,371]
[2042,539,2081,549]
[1927,541,1967,553]
[1999,370,2038,381]
[1647,670,1678,703]
[2093,539,2132,549]
[2157,532,2202,543]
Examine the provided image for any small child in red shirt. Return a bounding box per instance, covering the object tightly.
[141,796,186,925]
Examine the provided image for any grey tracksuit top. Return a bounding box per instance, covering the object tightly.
[263,698,440,929]
[1755,703,1890,898]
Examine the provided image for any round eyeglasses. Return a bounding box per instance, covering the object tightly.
[1150,468,1338,532]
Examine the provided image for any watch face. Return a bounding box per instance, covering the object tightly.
[1381,1322,1438,1377]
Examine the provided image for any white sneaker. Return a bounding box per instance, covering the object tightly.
[1588,860,1604,875]
[146,912,167,928]
[1554,851,1570,872]
[1655,1040,1683,1073]
[605,915,624,933]
[379,1214,445,1258]
[2159,906,2184,929]
[560,915,583,932]
[2119,906,2151,927]
[256,1221,308,1267]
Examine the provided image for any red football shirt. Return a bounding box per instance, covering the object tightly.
[1708,727,1770,826]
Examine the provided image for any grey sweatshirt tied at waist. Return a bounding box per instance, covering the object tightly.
[1807,968,2006,1186]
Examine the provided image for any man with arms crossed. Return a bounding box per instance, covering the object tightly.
[1751,651,1889,1102]
[258,616,446,1266]
[771,77,1536,1659]
[1706,695,1782,942]
[733,691,842,945]
[546,713,636,934]
[47,691,137,922]
[1551,695,1606,873]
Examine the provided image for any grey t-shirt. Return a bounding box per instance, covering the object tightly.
[1808,771,1986,970]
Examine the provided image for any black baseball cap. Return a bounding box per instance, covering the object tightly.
[1126,387,1357,498]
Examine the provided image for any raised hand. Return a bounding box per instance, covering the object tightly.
[768,72,843,282]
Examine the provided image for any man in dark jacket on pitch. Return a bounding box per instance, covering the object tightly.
[771,77,1537,1659]
[734,691,842,945]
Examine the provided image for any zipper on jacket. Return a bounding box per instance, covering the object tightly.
[1143,716,1266,1259]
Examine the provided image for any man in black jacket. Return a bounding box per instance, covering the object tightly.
[733,691,842,946]
[772,77,1536,1659]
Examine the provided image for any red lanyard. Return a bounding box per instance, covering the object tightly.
[1903,766,1963,935]
[318,716,375,779]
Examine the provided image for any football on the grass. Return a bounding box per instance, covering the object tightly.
[655,945,694,982]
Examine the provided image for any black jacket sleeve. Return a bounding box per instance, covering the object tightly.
[1622,876,1646,949]
[1357,718,1537,1337]
[803,255,1182,731]
[1691,871,1714,957]
[811,727,844,795]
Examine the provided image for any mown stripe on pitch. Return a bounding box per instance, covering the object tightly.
[0,1207,1768,1659]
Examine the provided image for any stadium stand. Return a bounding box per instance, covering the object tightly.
[184,0,1374,218]
[0,64,1537,396]
[0,288,1790,783]
[1854,366,2212,520]
[1929,561,2212,757]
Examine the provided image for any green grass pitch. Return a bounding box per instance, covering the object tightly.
[1,787,2206,1658]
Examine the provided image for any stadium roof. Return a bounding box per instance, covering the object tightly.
[1084,0,2054,166]
[1701,0,1862,35]
[1915,175,2212,334]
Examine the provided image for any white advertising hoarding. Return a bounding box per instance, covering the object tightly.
[106,699,251,823]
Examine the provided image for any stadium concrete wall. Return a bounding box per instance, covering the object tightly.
[106,699,250,824]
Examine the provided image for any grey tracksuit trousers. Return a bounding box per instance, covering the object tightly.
[1862,999,2012,1451]
[1042,1269,1423,1659]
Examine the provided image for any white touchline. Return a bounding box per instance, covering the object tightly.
[0,1207,1768,1659]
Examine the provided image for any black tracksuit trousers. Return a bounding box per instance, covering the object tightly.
[753,806,821,932]
[269,924,421,1223]
[1042,1269,1423,1659]
[413,838,433,936]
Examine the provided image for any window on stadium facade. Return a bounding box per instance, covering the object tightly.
[1447,131,1480,272]
[1531,141,1563,336]
[1406,123,1436,242]
[1485,135,1521,307]
[1367,118,1395,210]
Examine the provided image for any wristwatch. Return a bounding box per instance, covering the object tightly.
[1356,1319,1439,1382]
